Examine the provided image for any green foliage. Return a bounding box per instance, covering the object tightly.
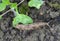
[0,15,2,19]
[0,0,33,27]
[2,0,10,5]
[0,3,6,11]
[28,0,44,9]
[13,14,33,26]
[0,0,10,12]
[10,3,17,9]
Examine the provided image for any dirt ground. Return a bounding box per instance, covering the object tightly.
[0,0,60,41]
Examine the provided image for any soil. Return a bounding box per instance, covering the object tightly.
[0,0,60,41]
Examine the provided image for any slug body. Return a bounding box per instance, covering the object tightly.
[16,22,48,30]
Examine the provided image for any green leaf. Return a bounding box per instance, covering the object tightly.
[0,15,2,19]
[0,3,6,11]
[10,3,17,9]
[0,0,10,11]
[9,2,19,16]
[13,14,33,27]
[28,0,44,9]
[2,0,10,5]
[10,3,19,15]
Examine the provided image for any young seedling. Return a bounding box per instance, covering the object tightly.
[0,0,33,27]
[0,0,46,30]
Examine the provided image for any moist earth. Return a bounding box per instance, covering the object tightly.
[0,0,60,41]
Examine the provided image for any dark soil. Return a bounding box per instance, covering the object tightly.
[0,0,60,41]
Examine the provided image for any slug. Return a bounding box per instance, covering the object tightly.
[15,22,49,30]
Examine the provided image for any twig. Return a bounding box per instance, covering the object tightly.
[1,9,12,16]
[17,0,24,6]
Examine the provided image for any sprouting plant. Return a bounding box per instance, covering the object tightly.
[0,0,44,27]
[28,0,44,9]
[0,0,33,27]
